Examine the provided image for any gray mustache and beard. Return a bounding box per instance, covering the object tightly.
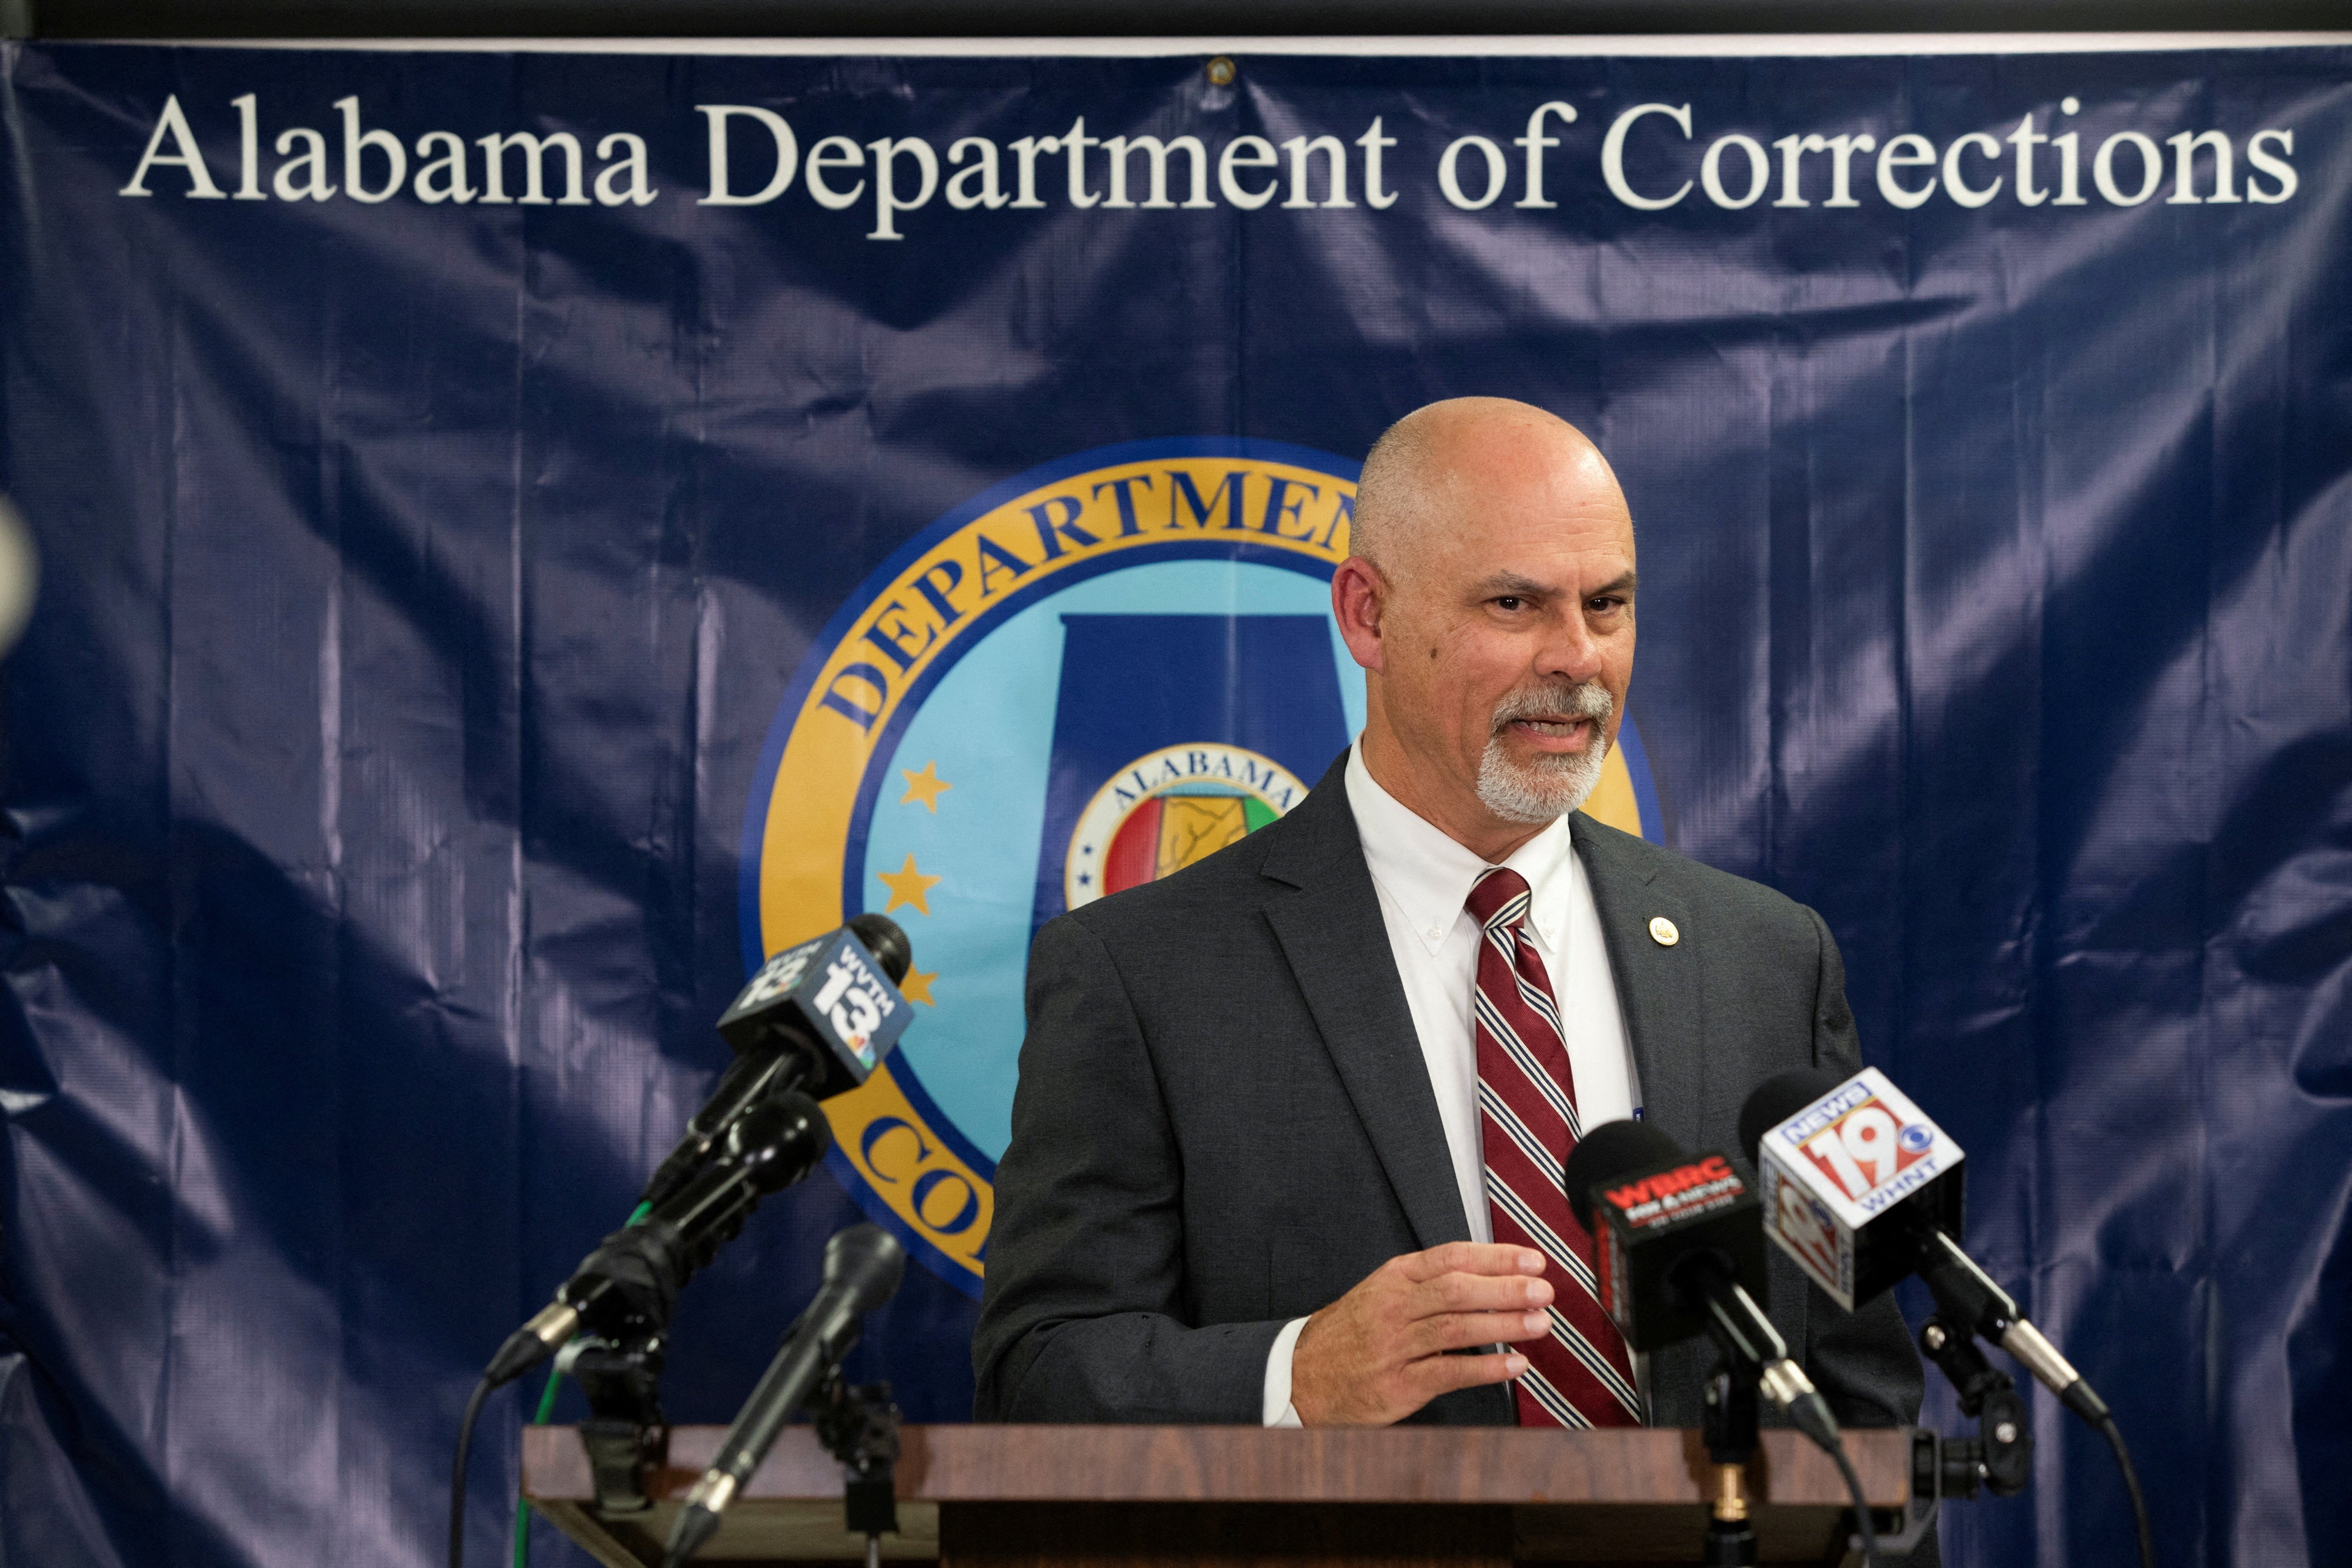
[1476,680,1615,825]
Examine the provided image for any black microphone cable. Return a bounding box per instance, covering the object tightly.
[2098,1412,2156,1568]
[1825,1433,1881,1568]
[1758,1325,1878,1568]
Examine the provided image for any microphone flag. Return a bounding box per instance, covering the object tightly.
[1754,1066,1967,1311]
[1028,613,1349,937]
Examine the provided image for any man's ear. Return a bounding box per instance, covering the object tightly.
[1331,556,1387,674]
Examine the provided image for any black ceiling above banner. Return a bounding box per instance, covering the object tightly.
[12,0,2350,39]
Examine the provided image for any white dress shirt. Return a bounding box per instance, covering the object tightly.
[1260,741,1643,1425]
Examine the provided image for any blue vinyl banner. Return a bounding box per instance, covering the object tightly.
[3,35,2349,1568]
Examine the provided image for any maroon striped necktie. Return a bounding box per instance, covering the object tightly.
[1466,865,1642,1429]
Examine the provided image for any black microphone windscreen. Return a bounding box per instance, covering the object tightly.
[1739,1068,1845,1166]
[821,1223,907,1315]
[1563,1118,1686,1229]
[847,913,912,982]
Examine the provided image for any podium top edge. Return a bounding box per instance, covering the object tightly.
[522,1422,1913,1509]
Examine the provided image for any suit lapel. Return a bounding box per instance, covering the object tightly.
[1249,769,1707,1251]
[1572,814,1703,1158]
[1259,754,1472,1254]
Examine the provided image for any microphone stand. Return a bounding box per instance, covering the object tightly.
[1683,1259,1873,1567]
[812,1372,903,1568]
[1917,1315,2033,1500]
[1681,1256,1775,1566]
[1699,1358,1762,1567]
[1838,1314,2033,1568]
[566,1334,670,1516]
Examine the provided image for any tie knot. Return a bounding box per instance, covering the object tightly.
[1466,866,1532,931]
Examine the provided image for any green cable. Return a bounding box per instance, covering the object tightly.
[514,1201,654,1568]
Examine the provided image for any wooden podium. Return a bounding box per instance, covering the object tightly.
[522,1424,1914,1567]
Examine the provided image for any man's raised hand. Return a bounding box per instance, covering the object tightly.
[1289,1242,1552,1427]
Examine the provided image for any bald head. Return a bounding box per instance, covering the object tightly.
[1354,398,1627,579]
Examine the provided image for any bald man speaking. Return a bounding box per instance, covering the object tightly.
[974,400,1927,1447]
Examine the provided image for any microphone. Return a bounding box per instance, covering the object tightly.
[483,1091,832,1388]
[1563,1120,1842,1454]
[639,914,912,1211]
[1739,1066,2110,1427]
[664,1225,907,1568]
[723,914,912,1082]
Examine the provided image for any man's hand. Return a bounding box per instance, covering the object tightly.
[1289,1242,1552,1426]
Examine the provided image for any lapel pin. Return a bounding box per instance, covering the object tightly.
[1648,916,1680,947]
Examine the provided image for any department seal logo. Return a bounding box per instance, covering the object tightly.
[1065,744,1307,910]
[740,438,1669,1296]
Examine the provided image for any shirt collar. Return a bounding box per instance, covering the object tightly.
[1344,740,1576,957]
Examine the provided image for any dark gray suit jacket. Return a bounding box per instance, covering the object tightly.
[974,748,1926,1441]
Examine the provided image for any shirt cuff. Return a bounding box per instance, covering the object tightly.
[1261,1316,1310,1427]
